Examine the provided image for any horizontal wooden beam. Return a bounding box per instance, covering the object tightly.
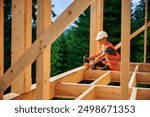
[84,70,106,80]
[91,71,111,85]
[50,66,84,83]
[76,85,96,100]
[55,83,90,99]
[138,63,150,72]
[95,85,121,100]
[136,72,150,84]
[0,0,93,94]
[111,71,120,82]
[137,88,150,100]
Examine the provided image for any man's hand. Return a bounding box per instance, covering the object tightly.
[84,63,92,70]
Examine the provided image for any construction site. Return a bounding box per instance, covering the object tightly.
[0,0,150,100]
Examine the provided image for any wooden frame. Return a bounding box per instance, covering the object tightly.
[90,0,104,56]
[0,0,93,95]
[120,0,131,100]
[11,0,32,93]
[0,0,3,78]
[1,0,150,100]
[36,0,51,100]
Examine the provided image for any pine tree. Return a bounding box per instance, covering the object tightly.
[51,34,70,76]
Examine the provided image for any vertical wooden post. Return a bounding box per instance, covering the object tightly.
[90,0,104,56]
[0,0,4,99]
[0,0,4,77]
[120,0,131,100]
[11,0,32,93]
[36,0,51,100]
[144,0,148,63]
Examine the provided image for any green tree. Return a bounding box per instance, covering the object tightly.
[51,33,71,76]
[131,0,150,62]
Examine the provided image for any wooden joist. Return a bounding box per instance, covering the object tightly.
[136,72,150,84]
[95,85,121,100]
[84,70,106,80]
[76,85,96,100]
[91,71,111,85]
[56,83,90,99]
[136,88,150,100]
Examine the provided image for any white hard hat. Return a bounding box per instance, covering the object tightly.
[96,31,108,40]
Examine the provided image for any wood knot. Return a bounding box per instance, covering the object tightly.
[68,10,72,15]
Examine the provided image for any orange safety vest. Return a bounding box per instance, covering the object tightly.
[104,43,120,70]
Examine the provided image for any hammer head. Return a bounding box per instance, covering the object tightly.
[83,55,89,63]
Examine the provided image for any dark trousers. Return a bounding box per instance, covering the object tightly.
[92,61,111,70]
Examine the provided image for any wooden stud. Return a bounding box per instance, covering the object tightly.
[0,0,4,78]
[90,0,104,56]
[120,0,131,100]
[36,0,51,100]
[11,0,32,93]
[144,0,148,63]
[76,85,96,100]
[24,0,32,92]
[0,0,3,99]
[0,0,93,93]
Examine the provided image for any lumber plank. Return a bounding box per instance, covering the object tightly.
[91,71,111,85]
[56,83,90,99]
[143,0,148,63]
[76,85,96,100]
[84,70,106,80]
[128,65,138,88]
[137,88,150,100]
[130,88,137,100]
[95,85,121,100]
[36,0,51,100]
[90,0,104,56]
[11,0,32,93]
[0,0,4,78]
[120,0,130,100]
[0,0,93,93]
[136,72,150,84]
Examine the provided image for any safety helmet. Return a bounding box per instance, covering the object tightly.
[95,31,108,40]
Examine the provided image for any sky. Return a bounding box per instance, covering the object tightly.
[52,0,141,20]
